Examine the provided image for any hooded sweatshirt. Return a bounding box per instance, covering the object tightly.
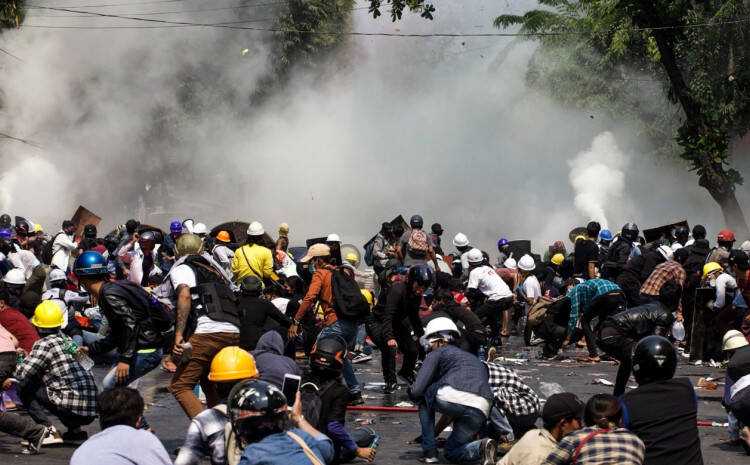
[251,331,300,388]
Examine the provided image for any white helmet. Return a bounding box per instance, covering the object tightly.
[466,248,484,264]
[657,245,673,261]
[423,317,460,342]
[518,254,535,271]
[723,330,749,351]
[2,268,26,285]
[326,233,341,243]
[192,223,208,235]
[452,232,469,248]
[503,257,517,270]
[246,221,265,236]
[741,240,750,254]
[48,268,67,283]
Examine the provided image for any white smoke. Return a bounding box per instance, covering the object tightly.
[567,132,627,230]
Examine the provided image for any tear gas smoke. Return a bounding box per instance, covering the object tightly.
[0,0,747,258]
[568,132,627,230]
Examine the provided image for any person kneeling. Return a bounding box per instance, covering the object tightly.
[409,317,495,464]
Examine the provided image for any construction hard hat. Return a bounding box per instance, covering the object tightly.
[703,262,723,278]
[656,245,674,261]
[452,232,469,248]
[361,289,374,308]
[326,233,341,243]
[551,253,565,266]
[345,252,359,266]
[278,223,289,237]
[48,268,67,283]
[247,221,265,236]
[170,220,183,233]
[574,235,586,243]
[31,300,64,329]
[518,254,536,271]
[208,346,259,382]
[466,248,484,264]
[192,223,208,235]
[741,241,750,254]
[74,251,109,278]
[0,229,11,239]
[301,243,331,263]
[175,234,204,257]
[497,238,509,249]
[503,257,517,270]
[424,317,460,342]
[723,330,749,351]
[33,224,43,233]
[599,229,613,241]
[2,268,26,285]
[409,215,424,229]
[718,229,736,242]
[216,231,231,243]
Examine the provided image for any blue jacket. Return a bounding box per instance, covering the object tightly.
[239,428,334,465]
[410,344,493,410]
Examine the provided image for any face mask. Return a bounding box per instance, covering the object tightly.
[309,263,316,273]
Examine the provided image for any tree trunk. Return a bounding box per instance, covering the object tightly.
[698,164,750,236]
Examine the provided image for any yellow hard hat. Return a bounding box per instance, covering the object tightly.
[345,252,359,265]
[575,235,586,243]
[361,289,374,308]
[551,253,565,266]
[703,262,723,279]
[208,346,258,382]
[33,224,43,233]
[175,233,204,257]
[216,231,231,243]
[31,301,64,329]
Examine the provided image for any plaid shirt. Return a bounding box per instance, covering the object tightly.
[640,260,686,296]
[174,405,229,465]
[484,361,540,417]
[14,333,98,418]
[567,279,621,334]
[543,427,645,465]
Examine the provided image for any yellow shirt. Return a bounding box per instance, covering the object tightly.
[231,243,279,283]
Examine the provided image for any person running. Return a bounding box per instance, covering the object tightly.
[465,248,514,343]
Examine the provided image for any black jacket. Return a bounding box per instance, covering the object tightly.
[429,301,487,342]
[238,294,292,351]
[372,281,423,342]
[684,239,711,275]
[602,239,633,280]
[604,301,674,340]
[89,281,163,364]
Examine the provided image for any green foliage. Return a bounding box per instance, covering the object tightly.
[367,0,435,21]
[0,0,24,29]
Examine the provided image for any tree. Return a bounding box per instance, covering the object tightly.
[0,1,24,29]
[496,0,750,234]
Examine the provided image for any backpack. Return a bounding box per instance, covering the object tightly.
[331,268,370,321]
[407,229,429,258]
[102,280,175,337]
[41,232,64,265]
[182,255,241,330]
[364,238,377,267]
[299,380,337,430]
[527,296,556,328]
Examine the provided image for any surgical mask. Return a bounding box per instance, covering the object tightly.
[309,263,316,273]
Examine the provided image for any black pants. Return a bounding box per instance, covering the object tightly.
[536,317,567,358]
[581,292,626,357]
[475,297,513,342]
[597,325,635,396]
[367,319,418,385]
[19,379,95,430]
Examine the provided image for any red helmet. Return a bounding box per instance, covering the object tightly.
[718,229,736,242]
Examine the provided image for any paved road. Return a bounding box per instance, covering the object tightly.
[1,337,747,464]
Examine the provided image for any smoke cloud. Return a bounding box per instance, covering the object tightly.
[0,0,747,259]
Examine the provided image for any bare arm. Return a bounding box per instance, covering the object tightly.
[174,284,192,346]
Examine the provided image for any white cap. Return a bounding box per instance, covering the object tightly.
[503,258,517,270]
[247,221,265,236]
[723,330,749,351]
[2,268,26,285]
[518,254,536,271]
[326,233,341,243]
[192,223,208,235]
[452,232,469,248]
[742,240,750,254]
[49,268,67,282]
[657,245,674,261]
[466,248,484,264]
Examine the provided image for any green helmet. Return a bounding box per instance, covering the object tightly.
[175,233,203,257]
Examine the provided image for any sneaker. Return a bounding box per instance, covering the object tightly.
[383,382,401,394]
[348,392,365,406]
[21,426,49,455]
[479,438,496,465]
[25,426,63,446]
[419,449,439,463]
[486,346,497,362]
[351,351,372,364]
[62,428,88,442]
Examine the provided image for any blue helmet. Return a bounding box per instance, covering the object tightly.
[599,229,613,241]
[407,264,433,287]
[170,220,183,233]
[497,238,509,249]
[73,251,109,278]
[0,228,11,239]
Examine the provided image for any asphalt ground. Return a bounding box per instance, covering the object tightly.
[1,336,748,464]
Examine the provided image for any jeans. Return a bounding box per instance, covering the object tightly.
[318,319,361,394]
[0,411,45,441]
[419,399,486,463]
[597,326,635,396]
[355,324,373,355]
[102,349,163,389]
[19,381,95,430]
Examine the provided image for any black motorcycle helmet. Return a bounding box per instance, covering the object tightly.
[410,215,424,229]
[0,214,10,229]
[631,335,677,385]
[621,223,640,242]
[83,224,97,239]
[241,276,263,295]
[407,264,433,288]
[310,336,347,374]
[229,379,288,446]
[674,225,689,242]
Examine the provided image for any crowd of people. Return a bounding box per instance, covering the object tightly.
[0,212,749,465]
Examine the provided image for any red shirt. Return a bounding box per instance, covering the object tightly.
[0,307,39,353]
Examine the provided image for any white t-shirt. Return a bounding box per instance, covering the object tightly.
[523,275,542,301]
[467,265,513,301]
[170,264,239,335]
[437,385,491,416]
[271,297,290,314]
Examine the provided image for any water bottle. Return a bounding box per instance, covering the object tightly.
[75,351,95,371]
[672,321,685,341]
[478,345,486,361]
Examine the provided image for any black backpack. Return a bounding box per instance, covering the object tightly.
[300,380,336,430]
[331,268,370,322]
[41,232,64,265]
[102,280,175,337]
